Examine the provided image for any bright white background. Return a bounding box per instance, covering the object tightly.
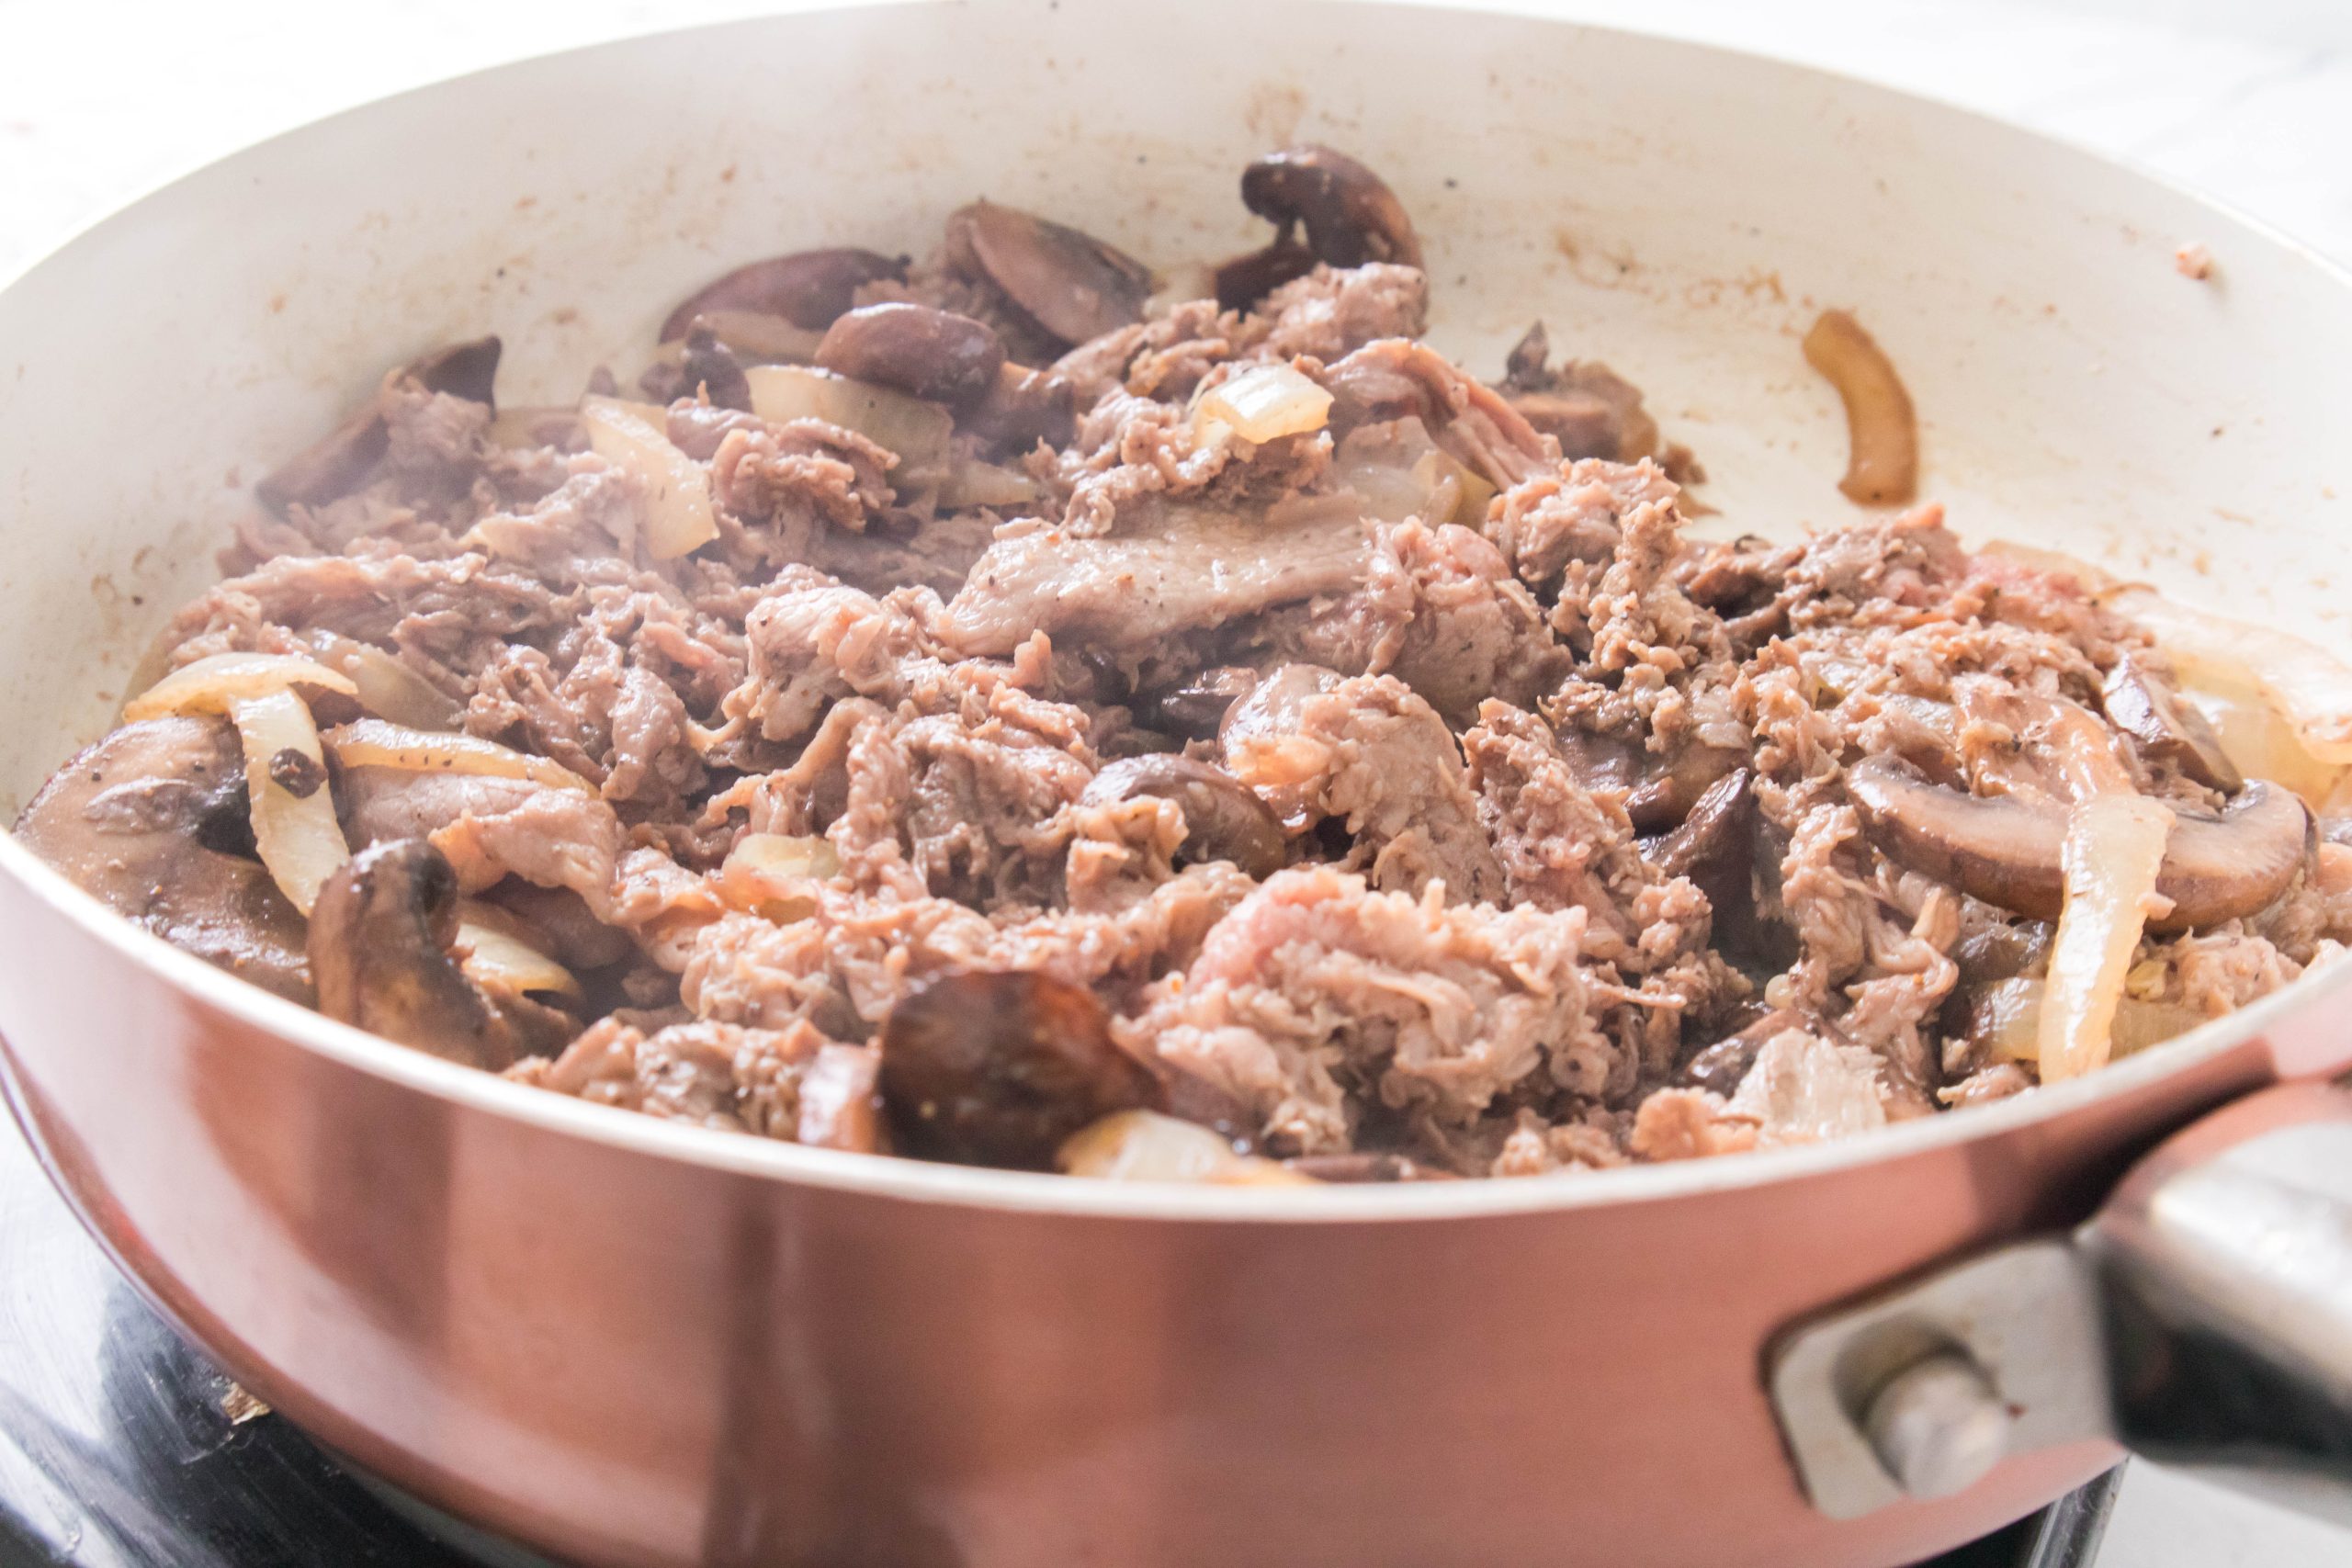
[2,2,2348,1563]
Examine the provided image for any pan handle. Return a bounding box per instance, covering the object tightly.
[1769,1083,2352,1524]
[2078,1082,2352,1524]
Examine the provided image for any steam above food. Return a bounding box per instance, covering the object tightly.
[17,147,2352,1183]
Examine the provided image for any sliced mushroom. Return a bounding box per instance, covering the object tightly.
[256,336,502,513]
[657,248,907,343]
[944,201,1154,350]
[1239,146,1422,270]
[308,838,548,1068]
[1641,768,1756,942]
[1493,322,1665,466]
[877,969,1160,1168]
[1848,757,2311,931]
[1679,1007,1804,1095]
[1557,726,1747,834]
[14,716,312,1003]
[816,303,1006,407]
[1082,755,1286,879]
[961,361,1078,453]
[1213,237,1318,314]
[1147,664,1261,740]
[2104,651,2242,794]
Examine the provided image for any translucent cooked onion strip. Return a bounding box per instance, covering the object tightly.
[1973,976,2204,1064]
[1055,1110,1315,1185]
[581,395,718,560]
[229,689,348,915]
[1803,309,1917,506]
[2037,795,2173,1083]
[123,651,356,722]
[718,832,841,922]
[934,459,1038,511]
[2105,585,2352,765]
[1194,363,1333,445]
[741,364,953,475]
[301,629,463,731]
[452,903,580,998]
[323,717,594,795]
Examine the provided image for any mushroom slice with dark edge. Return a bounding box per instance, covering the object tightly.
[2103,651,2243,794]
[1215,146,1421,312]
[816,302,1007,408]
[1641,767,1757,944]
[256,336,503,513]
[878,969,1162,1168]
[1679,1007,1806,1096]
[308,838,564,1069]
[656,248,907,343]
[961,362,1078,454]
[1847,756,2311,932]
[12,715,312,1003]
[944,201,1154,351]
[1147,664,1261,740]
[1081,755,1287,879]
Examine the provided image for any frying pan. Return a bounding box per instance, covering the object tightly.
[1,4,2348,1564]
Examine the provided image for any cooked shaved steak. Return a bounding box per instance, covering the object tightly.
[19,149,2349,1180]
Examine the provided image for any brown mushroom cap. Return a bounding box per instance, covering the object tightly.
[944,201,1154,350]
[1239,145,1423,270]
[961,361,1078,454]
[656,248,907,343]
[1148,664,1261,740]
[877,969,1160,1168]
[2103,652,2242,794]
[1848,757,2311,932]
[815,302,1006,408]
[1081,755,1286,879]
[13,716,312,1003]
[308,838,530,1068]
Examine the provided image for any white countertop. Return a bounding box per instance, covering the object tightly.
[3,2,2347,1563]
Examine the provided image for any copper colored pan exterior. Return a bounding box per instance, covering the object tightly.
[6,6,2352,1566]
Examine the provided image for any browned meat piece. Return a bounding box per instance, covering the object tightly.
[707,419,896,567]
[1322,339,1555,490]
[14,716,313,1003]
[338,766,625,919]
[509,1013,877,1148]
[1119,865,1615,1154]
[1487,457,1679,601]
[939,503,1371,657]
[1495,322,1668,466]
[1224,670,1503,904]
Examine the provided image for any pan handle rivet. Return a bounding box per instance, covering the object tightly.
[1861,1349,2011,1500]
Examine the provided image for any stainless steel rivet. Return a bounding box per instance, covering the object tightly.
[1860,1349,2012,1500]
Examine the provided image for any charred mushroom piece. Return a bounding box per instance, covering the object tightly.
[962,361,1078,453]
[256,336,503,513]
[657,248,907,343]
[878,969,1160,1168]
[1239,145,1423,271]
[1213,237,1319,314]
[308,838,536,1069]
[13,716,312,1003]
[1641,768,1756,943]
[944,201,1154,350]
[2103,652,2242,794]
[1148,665,1261,740]
[1848,757,2311,931]
[676,324,751,411]
[1082,755,1286,879]
[816,303,1007,407]
[1680,1006,1805,1095]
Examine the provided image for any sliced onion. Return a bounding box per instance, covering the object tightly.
[581,395,718,560]
[686,310,827,365]
[1194,363,1333,445]
[741,365,953,474]
[1978,976,2205,1064]
[1803,309,1917,506]
[719,832,841,922]
[935,458,1039,511]
[1410,448,1496,528]
[2106,585,2352,765]
[229,688,348,915]
[453,902,581,998]
[323,717,594,794]
[301,629,462,731]
[123,651,356,722]
[2177,673,2345,807]
[1056,1110,1315,1185]
[2037,794,2172,1082]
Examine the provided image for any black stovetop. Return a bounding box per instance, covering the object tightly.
[0,1113,2118,1568]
